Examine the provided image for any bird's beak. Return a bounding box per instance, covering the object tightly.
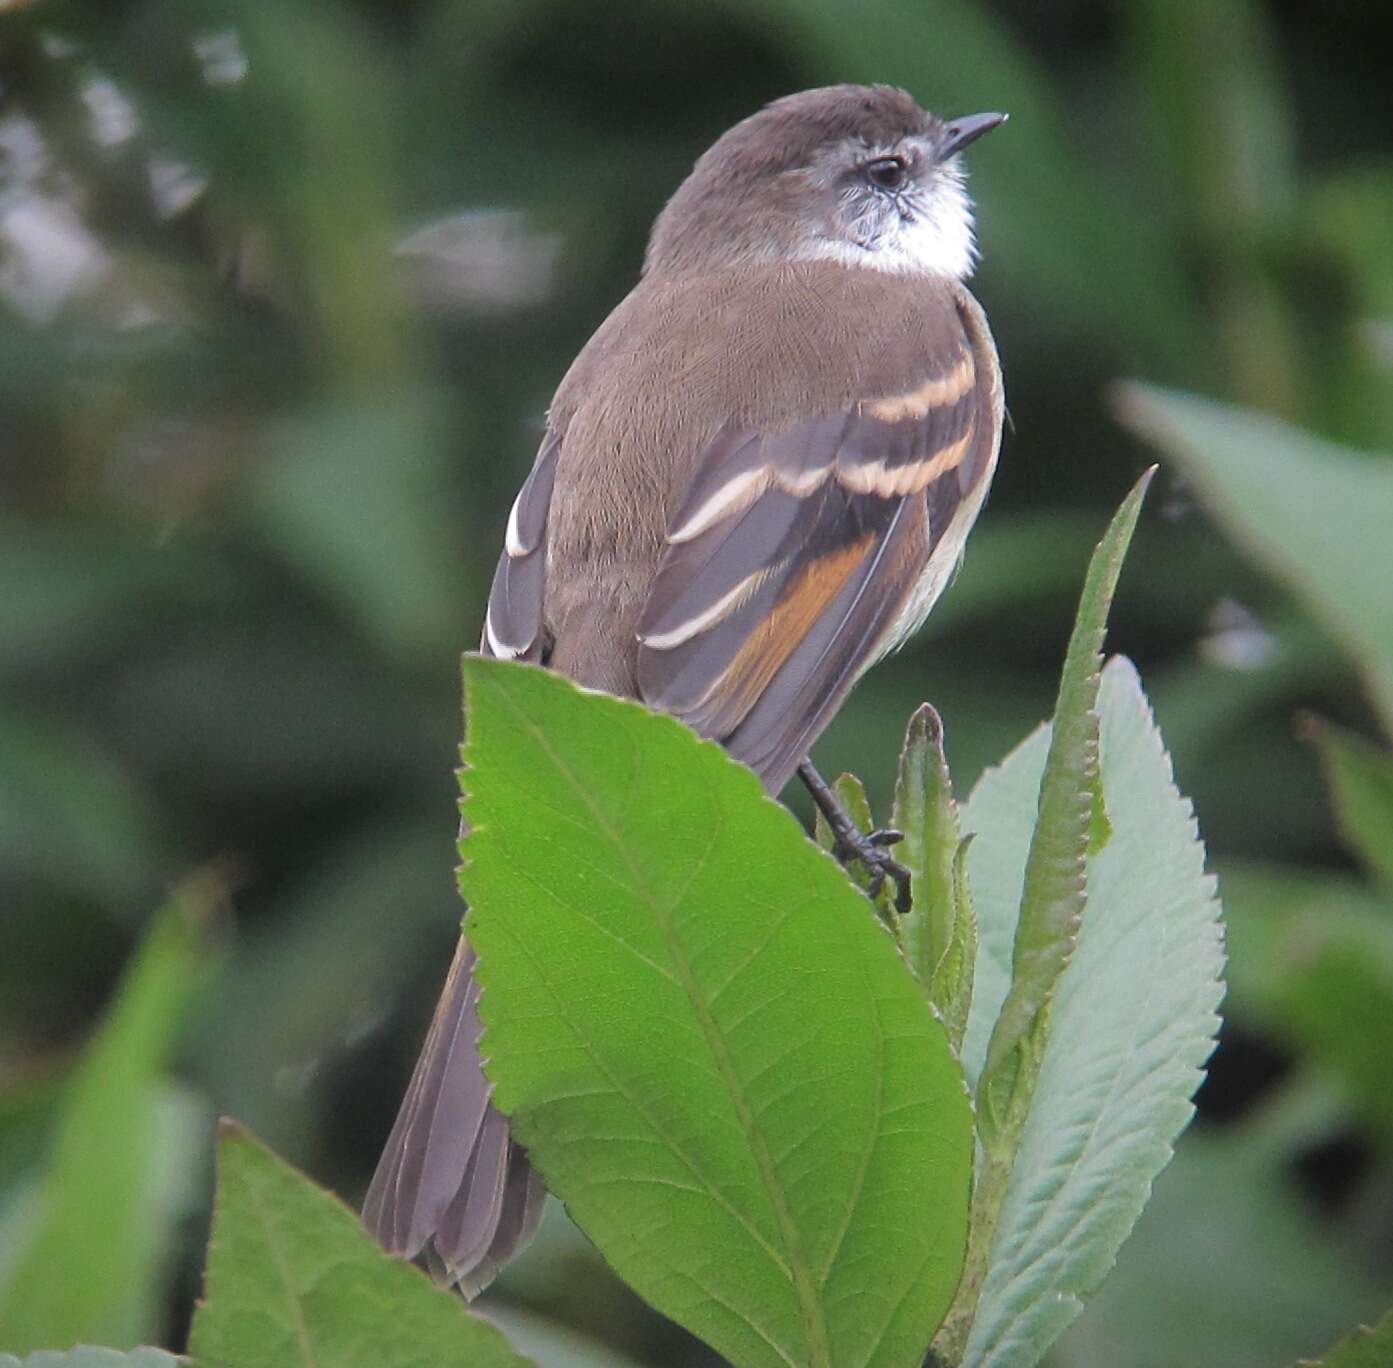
[938,112,1008,160]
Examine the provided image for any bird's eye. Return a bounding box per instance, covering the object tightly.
[864,156,908,191]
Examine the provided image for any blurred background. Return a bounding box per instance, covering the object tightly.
[3,1,1393,1364]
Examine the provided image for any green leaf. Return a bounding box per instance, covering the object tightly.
[0,876,222,1354]
[1054,1085,1387,1368]
[937,841,980,1058]
[937,475,1155,1361]
[187,1124,529,1368]
[975,471,1153,1148]
[1115,384,1393,735]
[460,656,973,1368]
[1299,1309,1393,1368]
[958,659,1224,1366]
[1307,720,1393,891]
[0,1351,181,1367]
[892,706,977,1050]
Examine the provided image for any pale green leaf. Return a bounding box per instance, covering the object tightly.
[1115,384,1393,734]
[0,877,221,1353]
[461,657,973,1368]
[188,1125,529,1368]
[1055,1085,1388,1368]
[960,660,1224,1367]
[958,722,1050,1092]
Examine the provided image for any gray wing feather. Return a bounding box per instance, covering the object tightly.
[482,431,560,660]
[362,938,541,1292]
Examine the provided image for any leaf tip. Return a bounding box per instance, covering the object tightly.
[907,701,945,745]
[216,1116,247,1143]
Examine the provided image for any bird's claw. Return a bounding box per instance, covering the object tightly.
[835,828,913,915]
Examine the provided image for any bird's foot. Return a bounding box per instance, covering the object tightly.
[834,827,913,914]
[798,760,915,915]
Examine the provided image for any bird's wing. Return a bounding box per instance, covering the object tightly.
[637,308,1000,793]
[480,429,561,661]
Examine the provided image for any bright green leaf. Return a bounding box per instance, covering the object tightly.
[461,656,973,1368]
[957,660,1223,1367]
[1307,720,1393,891]
[1298,1309,1393,1368]
[1115,384,1393,734]
[0,877,221,1354]
[188,1124,529,1368]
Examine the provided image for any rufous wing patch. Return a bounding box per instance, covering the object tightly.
[707,531,874,717]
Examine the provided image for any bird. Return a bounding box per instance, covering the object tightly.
[363,82,1006,1297]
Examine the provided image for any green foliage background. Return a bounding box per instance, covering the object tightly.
[2,1,1392,1364]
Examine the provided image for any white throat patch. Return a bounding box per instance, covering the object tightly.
[797,163,979,280]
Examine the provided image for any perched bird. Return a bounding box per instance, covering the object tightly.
[363,82,1006,1295]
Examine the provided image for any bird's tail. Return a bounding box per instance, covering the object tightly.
[362,937,544,1296]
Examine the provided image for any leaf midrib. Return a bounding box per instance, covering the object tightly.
[241,1149,318,1368]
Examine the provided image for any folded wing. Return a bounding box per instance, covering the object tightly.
[637,326,997,793]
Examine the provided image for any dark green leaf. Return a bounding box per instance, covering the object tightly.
[461,656,973,1368]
